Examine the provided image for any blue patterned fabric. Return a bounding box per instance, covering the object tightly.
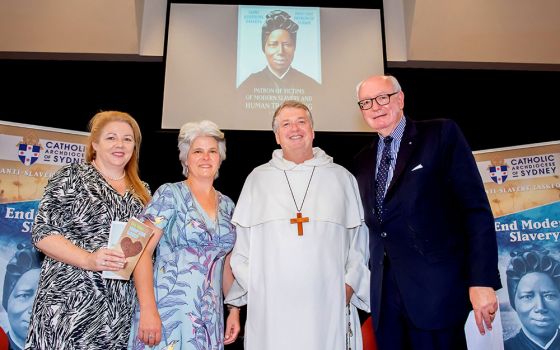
[129,182,236,350]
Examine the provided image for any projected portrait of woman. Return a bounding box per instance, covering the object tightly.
[2,243,42,350]
[237,9,320,110]
[505,248,560,350]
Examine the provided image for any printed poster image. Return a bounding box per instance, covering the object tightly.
[0,121,88,350]
[474,141,560,350]
[236,5,321,114]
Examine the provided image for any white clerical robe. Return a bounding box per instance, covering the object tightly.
[226,148,370,350]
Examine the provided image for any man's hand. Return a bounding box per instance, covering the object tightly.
[224,306,241,345]
[345,284,354,305]
[469,286,498,335]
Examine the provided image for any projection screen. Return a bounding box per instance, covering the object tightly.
[162,3,384,131]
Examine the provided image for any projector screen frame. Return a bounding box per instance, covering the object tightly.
[161,1,388,132]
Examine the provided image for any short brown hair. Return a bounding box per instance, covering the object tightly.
[272,100,313,132]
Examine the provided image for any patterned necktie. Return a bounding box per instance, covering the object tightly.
[375,136,393,222]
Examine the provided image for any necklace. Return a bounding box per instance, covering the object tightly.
[92,159,126,181]
[283,166,316,236]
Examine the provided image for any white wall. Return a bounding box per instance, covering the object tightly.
[0,0,166,57]
[0,0,558,66]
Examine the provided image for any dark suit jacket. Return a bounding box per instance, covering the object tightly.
[352,117,501,330]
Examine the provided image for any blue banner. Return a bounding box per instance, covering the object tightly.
[474,141,560,350]
[0,121,88,350]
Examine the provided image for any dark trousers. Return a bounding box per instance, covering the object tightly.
[373,257,467,350]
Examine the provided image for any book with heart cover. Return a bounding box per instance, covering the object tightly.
[102,217,154,280]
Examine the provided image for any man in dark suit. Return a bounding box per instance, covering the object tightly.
[352,75,502,349]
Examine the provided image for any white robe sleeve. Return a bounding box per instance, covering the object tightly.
[344,175,370,312]
[225,223,249,307]
[345,222,370,312]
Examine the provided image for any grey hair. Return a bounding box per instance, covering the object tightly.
[178,120,226,178]
[271,100,314,133]
[355,75,402,100]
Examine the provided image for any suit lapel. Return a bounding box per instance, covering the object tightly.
[386,118,417,200]
[363,135,380,211]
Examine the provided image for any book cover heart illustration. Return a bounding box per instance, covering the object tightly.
[121,237,143,258]
[102,218,154,280]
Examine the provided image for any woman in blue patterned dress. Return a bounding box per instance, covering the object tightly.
[129,120,240,350]
[25,111,151,349]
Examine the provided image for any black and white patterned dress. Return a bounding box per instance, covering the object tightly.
[25,163,147,350]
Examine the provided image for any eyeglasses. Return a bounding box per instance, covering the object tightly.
[357,91,400,110]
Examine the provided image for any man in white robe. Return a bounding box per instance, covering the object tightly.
[226,100,370,350]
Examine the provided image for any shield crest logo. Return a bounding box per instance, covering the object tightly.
[489,165,508,184]
[18,143,41,166]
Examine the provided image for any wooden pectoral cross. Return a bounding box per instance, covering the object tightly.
[290,212,309,236]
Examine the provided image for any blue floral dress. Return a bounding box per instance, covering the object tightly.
[128,181,236,350]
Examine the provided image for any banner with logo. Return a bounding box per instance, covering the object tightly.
[0,121,88,349]
[474,141,560,349]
